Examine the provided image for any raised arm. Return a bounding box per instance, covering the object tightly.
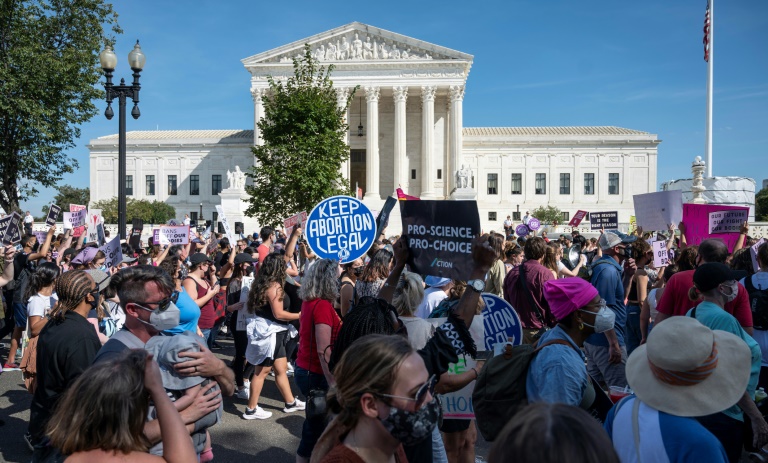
[0,246,17,287]
[733,222,749,253]
[28,226,56,261]
[284,226,302,262]
[55,229,73,266]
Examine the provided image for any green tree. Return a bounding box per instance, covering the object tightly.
[0,0,121,212]
[756,187,768,222]
[245,44,355,226]
[41,185,91,219]
[531,205,564,226]
[92,197,176,224]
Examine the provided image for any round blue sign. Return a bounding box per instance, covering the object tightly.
[481,293,523,350]
[305,196,376,264]
[515,224,530,237]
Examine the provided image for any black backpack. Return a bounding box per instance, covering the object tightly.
[745,276,768,330]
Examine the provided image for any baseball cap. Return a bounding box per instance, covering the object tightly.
[189,253,213,266]
[598,231,637,250]
[234,253,256,265]
[84,269,112,292]
[693,263,742,293]
[425,276,452,287]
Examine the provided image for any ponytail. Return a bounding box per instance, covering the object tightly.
[688,286,701,302]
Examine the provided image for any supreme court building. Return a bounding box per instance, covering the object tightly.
[89,22,660,233]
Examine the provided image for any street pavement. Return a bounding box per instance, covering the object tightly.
[0,337,490,462]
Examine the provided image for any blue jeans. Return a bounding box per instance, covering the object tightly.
[294,365,328,458]
[625,305,642,356]
[201,328,212,348]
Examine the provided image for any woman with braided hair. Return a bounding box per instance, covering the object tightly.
[28,270,104,453]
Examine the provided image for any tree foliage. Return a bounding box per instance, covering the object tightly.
[40,185,90,219]
[757,188,768,222]
[91,197,176,225]
[245,44,355,227]
[0,0,121,212]
[531,205,564,226]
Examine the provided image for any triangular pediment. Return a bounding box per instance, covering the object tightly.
[242,22,473,66]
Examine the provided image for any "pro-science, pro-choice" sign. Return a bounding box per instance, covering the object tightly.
[306,196,376,264]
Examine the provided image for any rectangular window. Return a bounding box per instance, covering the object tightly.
[584,173,595,195]
[190,212,198,222]
[146,175,155,196]
[535,173,546,195]
[411,169,416,180]
[559,173,570,195]
[167,175,177,196]
[511,173,522,195]
[437,169,442,180]
[487,173,498,195]
[212,175,222,196]
[488,212,497,221]
[126,175,133,196]
[609,173,620,195]
[513,211,521,221]
[190,175,200,195]
[561,212,570,222]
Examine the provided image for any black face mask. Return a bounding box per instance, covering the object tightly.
[353,267,364,277]
[245,265,254,276]
[89,290,101,312]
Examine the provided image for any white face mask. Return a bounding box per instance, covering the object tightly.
[720,282,739,303]
[579,301,616,333]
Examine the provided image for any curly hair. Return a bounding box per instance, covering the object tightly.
[359,248,393,283]
[298,258,339,302]
[676,245,699,271]
[392,272,424,317]
[247,253,286,314]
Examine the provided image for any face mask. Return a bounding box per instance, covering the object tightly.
[619,246,633,260]
[245,265,254,276]
[353,267,364,277]
[99,265,107,272]
[135,301,181,331]
[580,305,616,333]
[720,282,739,303]
[379,397,440,446]
[89,290,101,312]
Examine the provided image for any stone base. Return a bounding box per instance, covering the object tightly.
[450,188,477,200]
[218,189,260,236]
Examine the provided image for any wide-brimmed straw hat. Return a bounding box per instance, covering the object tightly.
[626,316,751,417]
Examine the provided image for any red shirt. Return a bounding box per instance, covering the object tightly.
[296,299,342,375]
[257,244,270,267]
[502,259,555,329]
[656,269,753,327]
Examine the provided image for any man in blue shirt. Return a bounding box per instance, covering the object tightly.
[585,230,636,389]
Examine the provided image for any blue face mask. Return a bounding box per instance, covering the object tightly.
[99,265,108,272]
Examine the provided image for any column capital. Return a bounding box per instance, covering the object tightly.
[251,88,265,102]
[449,84,465,102]
[392,86,408,103]
[365,86,380,102]
[335,87,351,107]
[421,85,436,102]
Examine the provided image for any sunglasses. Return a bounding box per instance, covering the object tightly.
[138,290,179,312]
[377,374,437,408]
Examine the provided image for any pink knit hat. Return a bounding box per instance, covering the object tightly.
[544,278,599,321]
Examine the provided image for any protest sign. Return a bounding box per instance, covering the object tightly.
[652,240,670,268]
[70,205,87,237]
[283,211,308,237]
[400,200,480,280]
[682,204,750,251]
[515,224,529,237]
[629,215,637,233]
[306,196,376,264]
[63,209,87,231]
[376,196,397,239]
[237,276,255,331]
[751,238,766,273]
[99,237,123,268]
[33,231,48,246]
[86,209,103,244]
[528,218,541,231]
[129,218,143,251]
[632,190,683,232]
[0,212,22,245]
[708,209,749,234]
[215,205,237,244]
[45,204,61,227]
[153,226,190,246]
[589,211,618,230]
[569,210,588,227]
[480,294,523,351]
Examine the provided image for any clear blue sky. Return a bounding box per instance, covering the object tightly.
[20,0,768,215]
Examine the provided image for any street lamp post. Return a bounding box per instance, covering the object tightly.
[99,41,146,240]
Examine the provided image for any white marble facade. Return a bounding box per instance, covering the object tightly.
[89,22,660,233]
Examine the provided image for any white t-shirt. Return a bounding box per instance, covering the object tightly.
[740,272,768,366]
[24,215,34,224]
[556,260,566,277]
[503,219,513,228]
[27,293,58,318]
[416,287,448,319]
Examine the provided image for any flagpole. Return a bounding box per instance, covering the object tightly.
[705,0,714,177]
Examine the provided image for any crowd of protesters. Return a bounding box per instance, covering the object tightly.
[1,210,767,463]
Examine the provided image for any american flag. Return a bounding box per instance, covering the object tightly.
[703,1,711,62]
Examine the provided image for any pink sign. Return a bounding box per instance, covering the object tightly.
[682,204,750,252]
[569,210,588,227]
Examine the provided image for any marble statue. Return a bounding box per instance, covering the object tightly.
[325,42,336,61]
[227,166,246,190]
[457,165,473,189]
[391,44,401,59]
[338,37,350,60]
[363,36,374,59]
[352,33,363,59]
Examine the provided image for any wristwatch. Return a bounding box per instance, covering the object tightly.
[467,279,485,293]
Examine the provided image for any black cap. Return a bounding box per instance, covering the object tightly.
[189,253,213,266]
[693,263,742,293]
[234,253,256,265]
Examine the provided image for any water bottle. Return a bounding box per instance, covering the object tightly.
[755,387,767,404]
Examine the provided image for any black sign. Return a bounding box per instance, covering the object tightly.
[0,212,22,245]
[128,218,143,251]
[46,204,61,227]
[400,200,480,281]
[376,196,397,240]
[590,211,619,230]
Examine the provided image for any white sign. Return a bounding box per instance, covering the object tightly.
[708,209,749,234]
[86,209,103,244]
[62,210,87,229]
[652,240,670,268]
[237,276,255,331]
[215,205,237,244]
[283,211,308,237]
[156,226,190,246]
[751,238,766,273]
[99,237,123,268]
[633,190,683,232]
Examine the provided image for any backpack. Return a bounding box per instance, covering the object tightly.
[578,260,613,283]
[745,276,768,330]
[473,339,573,441]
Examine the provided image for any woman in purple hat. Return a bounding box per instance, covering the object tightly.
[526,277,616,408]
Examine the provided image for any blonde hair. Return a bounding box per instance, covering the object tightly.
[393,272,424,317]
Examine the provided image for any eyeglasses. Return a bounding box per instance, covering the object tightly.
[377,374,437,408]
[138,291,179,312]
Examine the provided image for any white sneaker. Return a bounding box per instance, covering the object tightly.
[236,387,250,400]
[243,406,272,420]
[287,363,295,377]
[283,397,306,413]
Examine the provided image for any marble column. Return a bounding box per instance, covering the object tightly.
[364,86,381,200]
[420,86,437,199]
[622,152,632,204]
[392,86,408,194]
[448,85,465,195]
[336,87,351,184]
[251,88,265,146]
